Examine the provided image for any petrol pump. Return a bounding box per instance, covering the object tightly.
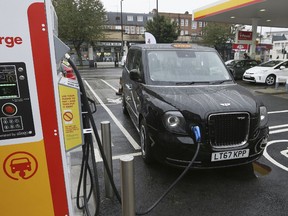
[0,0,83,215]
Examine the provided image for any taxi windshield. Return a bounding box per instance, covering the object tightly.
[147,50,231,84]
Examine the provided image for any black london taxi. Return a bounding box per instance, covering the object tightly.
[121,43,269,168]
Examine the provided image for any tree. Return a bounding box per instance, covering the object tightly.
[145,15,178,43]
[202,22,234,49]
[53,0,106,65]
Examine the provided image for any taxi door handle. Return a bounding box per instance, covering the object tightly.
[125,84,132,90]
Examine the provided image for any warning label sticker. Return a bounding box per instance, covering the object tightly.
[59,81,83,151]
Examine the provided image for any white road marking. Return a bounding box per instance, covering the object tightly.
[263,140,288,172]
[269,124,288,129]
[269,124,288,134]
[269,128,288,134]
[268,110,288,114]
[84,79,141,150]
[94,149,141,162]
[280,148,288,158]
[107,98,122,104]
[101,79,118,92]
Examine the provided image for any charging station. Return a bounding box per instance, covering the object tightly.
[0,0,76,215]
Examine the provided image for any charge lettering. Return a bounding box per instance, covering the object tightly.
[0,36,23,48]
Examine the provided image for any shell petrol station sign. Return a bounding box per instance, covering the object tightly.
[0,0,74,215]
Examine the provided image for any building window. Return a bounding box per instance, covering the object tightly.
[127,15,133,21]
[136,26,140,34]
[202,22,206,27]
[140,27,145,34]
[192,21,197,29]
[185,19,189,27]
[185,30,188,35]
[181,19,184,26]
[199,21,203,27]
[147,16,153,21]
[125,26,130,34]
[131,26,135,34]
[137,16,143,22]
[115,25,121,30]
[180,30,184,36]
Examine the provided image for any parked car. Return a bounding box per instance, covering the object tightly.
[121,43,269,168]
[226,59,260,80]
[242,59,288,85]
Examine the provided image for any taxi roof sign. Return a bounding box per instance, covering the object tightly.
[172,44,193,48]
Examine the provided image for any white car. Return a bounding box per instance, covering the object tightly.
[242,60,288,85]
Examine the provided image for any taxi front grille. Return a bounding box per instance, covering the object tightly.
[208,112,250,148]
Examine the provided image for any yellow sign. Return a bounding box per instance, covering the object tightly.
[0,141,54,216]
[59,78,83,151]
[172,43,193,48]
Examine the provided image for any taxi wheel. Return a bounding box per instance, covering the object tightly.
[265,75,276,85]
[140,119,154,164]
[122,94,128,115]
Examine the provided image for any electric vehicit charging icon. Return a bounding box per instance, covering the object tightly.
[3,151,38,180]
[10,157,32,178]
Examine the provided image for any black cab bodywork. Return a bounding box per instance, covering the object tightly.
[122,44,269,168]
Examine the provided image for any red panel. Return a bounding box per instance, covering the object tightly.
[28,3,69,216]
[238,31,253,41]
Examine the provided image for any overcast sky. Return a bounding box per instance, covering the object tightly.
[100,0,288,33]
[101,0,217,14]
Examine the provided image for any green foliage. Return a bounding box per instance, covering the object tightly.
[53,0,106,64]
[145,15,178,43]
[202,22,234,49]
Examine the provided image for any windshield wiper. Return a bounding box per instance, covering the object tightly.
[175,81,210,85]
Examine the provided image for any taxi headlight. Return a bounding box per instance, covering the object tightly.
[260,106,268,127]
[163,111,187,134]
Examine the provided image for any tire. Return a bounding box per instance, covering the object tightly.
[122,94,128,115]
[140,119,154,164]
[265,75,276,86]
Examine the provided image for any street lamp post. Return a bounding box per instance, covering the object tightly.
[120,0,124,57]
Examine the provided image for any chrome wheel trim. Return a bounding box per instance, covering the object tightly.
[266,76,275,85]
[140,125,146,157]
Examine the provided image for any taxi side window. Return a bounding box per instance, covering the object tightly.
[132,50,144,82]
[133,50,143,73]
[126,49,135,71]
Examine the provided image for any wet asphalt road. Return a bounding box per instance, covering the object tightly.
[74,67,288,216]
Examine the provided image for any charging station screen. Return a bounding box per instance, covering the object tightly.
[0,65,19,99]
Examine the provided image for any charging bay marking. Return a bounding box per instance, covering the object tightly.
[280,148,288,158]
[263,140,288,172]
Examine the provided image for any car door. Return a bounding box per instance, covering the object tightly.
[123,49,144,127]
[130,50,144,126]
[275,61,288,77]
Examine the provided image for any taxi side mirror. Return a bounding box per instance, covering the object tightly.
[129,69,142,82]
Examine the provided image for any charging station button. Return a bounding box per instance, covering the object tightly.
[2,103,17,116]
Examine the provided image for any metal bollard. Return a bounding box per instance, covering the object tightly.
[101,121,113,199]
[120,155,135,216]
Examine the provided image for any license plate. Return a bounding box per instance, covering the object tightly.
[211,149,249,162]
